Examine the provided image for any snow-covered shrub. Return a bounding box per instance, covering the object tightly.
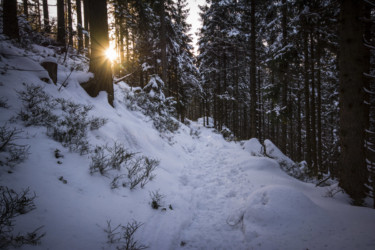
[149,190,164,210]
[264,139,308,181]
[104,220,147,250]
[126,156,158,190]
[125,75,180,133]
[48,99,106,155]
[89,143,135,176]
[0,124,29,168]
[89,143,158,190]
[17,84,57,127]
[17,85,106,154]
[220,127,235,141]
[0,97,9,108]
[0,186,45,248]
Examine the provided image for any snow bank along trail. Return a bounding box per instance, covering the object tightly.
[173,123,375,250]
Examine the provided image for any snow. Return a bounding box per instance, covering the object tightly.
[1,39,375,250]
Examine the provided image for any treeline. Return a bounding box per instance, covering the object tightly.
[194,0,375,206]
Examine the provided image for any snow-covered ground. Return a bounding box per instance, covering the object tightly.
[1,39,375,250]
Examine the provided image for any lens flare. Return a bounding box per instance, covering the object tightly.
[105,47,117,61]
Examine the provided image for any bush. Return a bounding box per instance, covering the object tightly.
[0,97,9,109]
[0,186,45,248]
[89,143,135,176]
[124,76,179,133]
[17,84,106,154]
[149,190,164,210]
[89,143,158,190]
[47,99,105,155]
[0,124,29,168]
[17,84,57,127]
[104,220,148,250]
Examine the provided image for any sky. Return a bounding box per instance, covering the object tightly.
[186,0,207,54]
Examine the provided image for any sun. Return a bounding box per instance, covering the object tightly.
[105,47,117,61]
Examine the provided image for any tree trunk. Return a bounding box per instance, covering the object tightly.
[160,0,167,84]
[3,0,19,39]
[338,0,368,205]
[304,26,311,167]
[57,0,66,45]
[280,0,288,153]
[67,0,73,47]
[82,0,114,106]
[23,0,29,19]
[42,0,50,33]
[310,32,317,174]
[249,0,257,138]
[76,0,83,52]
[83,0,90,50]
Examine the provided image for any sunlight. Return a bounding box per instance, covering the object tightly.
[105,47,117,61]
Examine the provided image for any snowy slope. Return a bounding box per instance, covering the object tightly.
[1,39,375,250]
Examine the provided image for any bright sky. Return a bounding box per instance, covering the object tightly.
[186,0,207,54]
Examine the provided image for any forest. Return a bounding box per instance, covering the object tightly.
[1,0,375,249]
[2,0,375,215]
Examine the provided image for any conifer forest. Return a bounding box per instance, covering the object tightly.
[1,1,375,248]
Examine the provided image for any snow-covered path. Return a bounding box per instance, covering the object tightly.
[170,126,375,250]
[178,136,252,249]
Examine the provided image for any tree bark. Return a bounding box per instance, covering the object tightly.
[83,0,90,50]
[160,0,167,84]
[3,0,19,39]
[338,0,368,205]
[76,0,83,52]
[249,0,257,138]
[86,0,113,106]
[42,0,50,33]
[67,0,73,47]
[57,0,66,45]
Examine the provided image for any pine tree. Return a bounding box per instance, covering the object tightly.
[3,0,19,39]
[81,0,114,106]
[338,0,368,205]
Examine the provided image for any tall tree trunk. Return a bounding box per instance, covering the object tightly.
[3,0,19,39]
[67,0,73,47]
[23,0,29,19]
[76,0,83,52]
[316,39,323,173]
[42,0,50,33]
[280,0,288,153]
[160,0,167,84]
[304,26,311,167]
[83,0,90,50]
[82,0,114,106]
[338,0,368,205]
[249,0,257,138]
[310,32,318,174]
[57,0,66,45]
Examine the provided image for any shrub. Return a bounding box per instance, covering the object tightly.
[104,220,148,250]
[124,76,179,133]
[17,84,106,154]
[149,190,164,210]
[89,143,158,190]
[0,97,9,109]
[0,124,29,168]
[0,186,45,248]
[17,84,57,127]
[126,156,158,190]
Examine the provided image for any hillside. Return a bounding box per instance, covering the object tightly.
[1,39,375,250]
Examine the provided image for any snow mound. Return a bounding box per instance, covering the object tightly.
[243,138,264,156]
[243,185,329,249]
